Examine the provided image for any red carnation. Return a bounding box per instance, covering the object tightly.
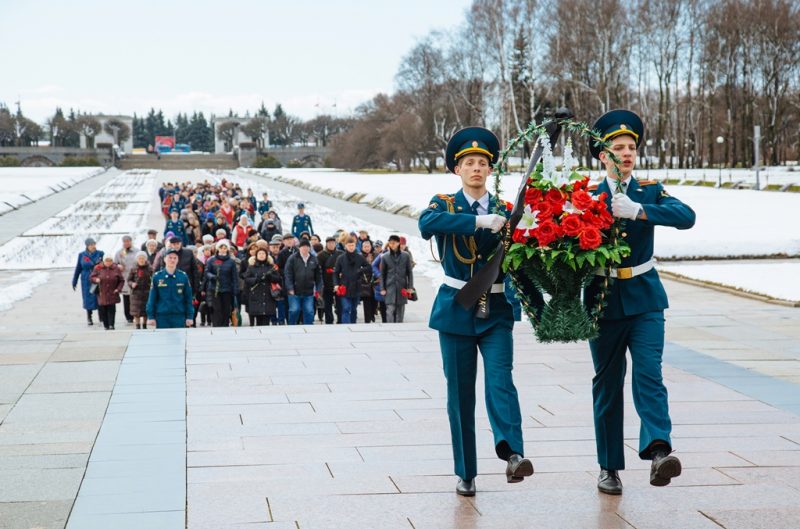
[511,230,528,244]
[525,187,542,205]
[571,189,594,211]
[579,227,603,250]
[505,201,514,211]
[533,219,561,247]
[561,214,583,237]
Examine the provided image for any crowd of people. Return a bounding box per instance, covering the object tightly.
[72,178,417,329]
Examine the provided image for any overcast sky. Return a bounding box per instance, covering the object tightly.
[1,0,471,124]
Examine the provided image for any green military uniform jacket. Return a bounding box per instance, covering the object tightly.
[419,190,513,336]
[146,268,194,320]
[584,178,696,319]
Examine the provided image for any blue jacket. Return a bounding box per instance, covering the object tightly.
[204,254,239,297]
[72,249,104,310]
[418,190,513,336]
[584,178,695,319]
[291,214,314,238]
[146,268,194,319]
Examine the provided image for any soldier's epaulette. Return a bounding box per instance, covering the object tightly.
[637,180,658,186]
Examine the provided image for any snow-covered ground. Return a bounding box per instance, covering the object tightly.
[0,271,50,312]
[204,170,445,288]
[660,261,800,303]
[246,168,800,259]
[0,170,158,270]
[0,167,105,215]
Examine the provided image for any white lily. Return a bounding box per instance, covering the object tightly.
[515,204,540,237]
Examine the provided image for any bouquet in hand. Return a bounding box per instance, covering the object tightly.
[505,135,630,343]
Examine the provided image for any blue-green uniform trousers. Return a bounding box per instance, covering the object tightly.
[590,311,671,470]
[419,190,524,481]
[585,176,695,470]
[439,324,523,481]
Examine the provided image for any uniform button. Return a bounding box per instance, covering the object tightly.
[621,232,627,238]
[477,254,482,259]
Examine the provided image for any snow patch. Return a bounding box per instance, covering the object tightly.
[0,271,50,311]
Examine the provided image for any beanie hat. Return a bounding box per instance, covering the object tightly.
[85,237,96,246]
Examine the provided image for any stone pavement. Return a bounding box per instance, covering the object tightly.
[0,169,799,528]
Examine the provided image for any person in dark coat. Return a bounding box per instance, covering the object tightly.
[89,255,125,330]
[359,240,377,323]
[238,243,259,313]
[72,237,104,326]
[204,239,239,327]
[317,237,343,324]
[333,236,370,324]
[243,248,280,326]
[380,235,414,323]
[127,252,153,330]
[284,239,322,325]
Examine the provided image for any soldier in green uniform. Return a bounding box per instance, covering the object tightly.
[584,109,696,495]
[418,127,533,497]
[146,248,194,329]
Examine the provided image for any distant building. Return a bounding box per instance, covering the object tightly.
[79,114,134,154]
[212,116,268,154]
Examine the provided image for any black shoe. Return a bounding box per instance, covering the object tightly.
[88,321,94,326]
[135,324,141,330]
[456,478,476,497]
[506,453,534,483]
[109,325,115,330]
[598,469,623,495]
[650,451,682,487]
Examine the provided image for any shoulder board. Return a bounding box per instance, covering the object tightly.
[638,180,658,186]
[587,184,599,191]
[435,193,454,202]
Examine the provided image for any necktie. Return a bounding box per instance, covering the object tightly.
[471,201,480,215]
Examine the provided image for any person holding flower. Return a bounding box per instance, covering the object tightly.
[584,109,696,495]
[419,127,533,497]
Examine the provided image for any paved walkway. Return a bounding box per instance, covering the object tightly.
[0,170,798,529]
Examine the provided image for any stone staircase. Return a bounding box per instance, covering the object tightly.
[118,154,238,170]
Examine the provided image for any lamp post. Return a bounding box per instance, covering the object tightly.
[645,139,653,179]
[716,136,724,187]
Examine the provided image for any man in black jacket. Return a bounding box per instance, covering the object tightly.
[284,239,322,325]
[316,237,343,324]
[333,236,370,324]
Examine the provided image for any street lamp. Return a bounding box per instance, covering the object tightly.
[645,139,653,178]
[716,136,724,187]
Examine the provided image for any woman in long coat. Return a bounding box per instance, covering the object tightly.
[89,256,125,330]
[127,251,153,330]
[243,248,280,326]
[71,237,104,326]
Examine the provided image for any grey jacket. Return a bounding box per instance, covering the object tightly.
[114,247,139,295]
[380,249,414,305]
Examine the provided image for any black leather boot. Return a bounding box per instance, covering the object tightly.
[598,469,623,495]
[650,450,682,486]
[506,453,534,483]
[456,478,476,497]
[87,310,93,326]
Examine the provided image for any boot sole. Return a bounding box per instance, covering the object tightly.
[598,484,623,495]
[507,458,534,483]
[650,456,682,486]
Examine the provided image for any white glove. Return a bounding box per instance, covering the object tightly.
[611,193,642,220]
[475,214,507,233]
